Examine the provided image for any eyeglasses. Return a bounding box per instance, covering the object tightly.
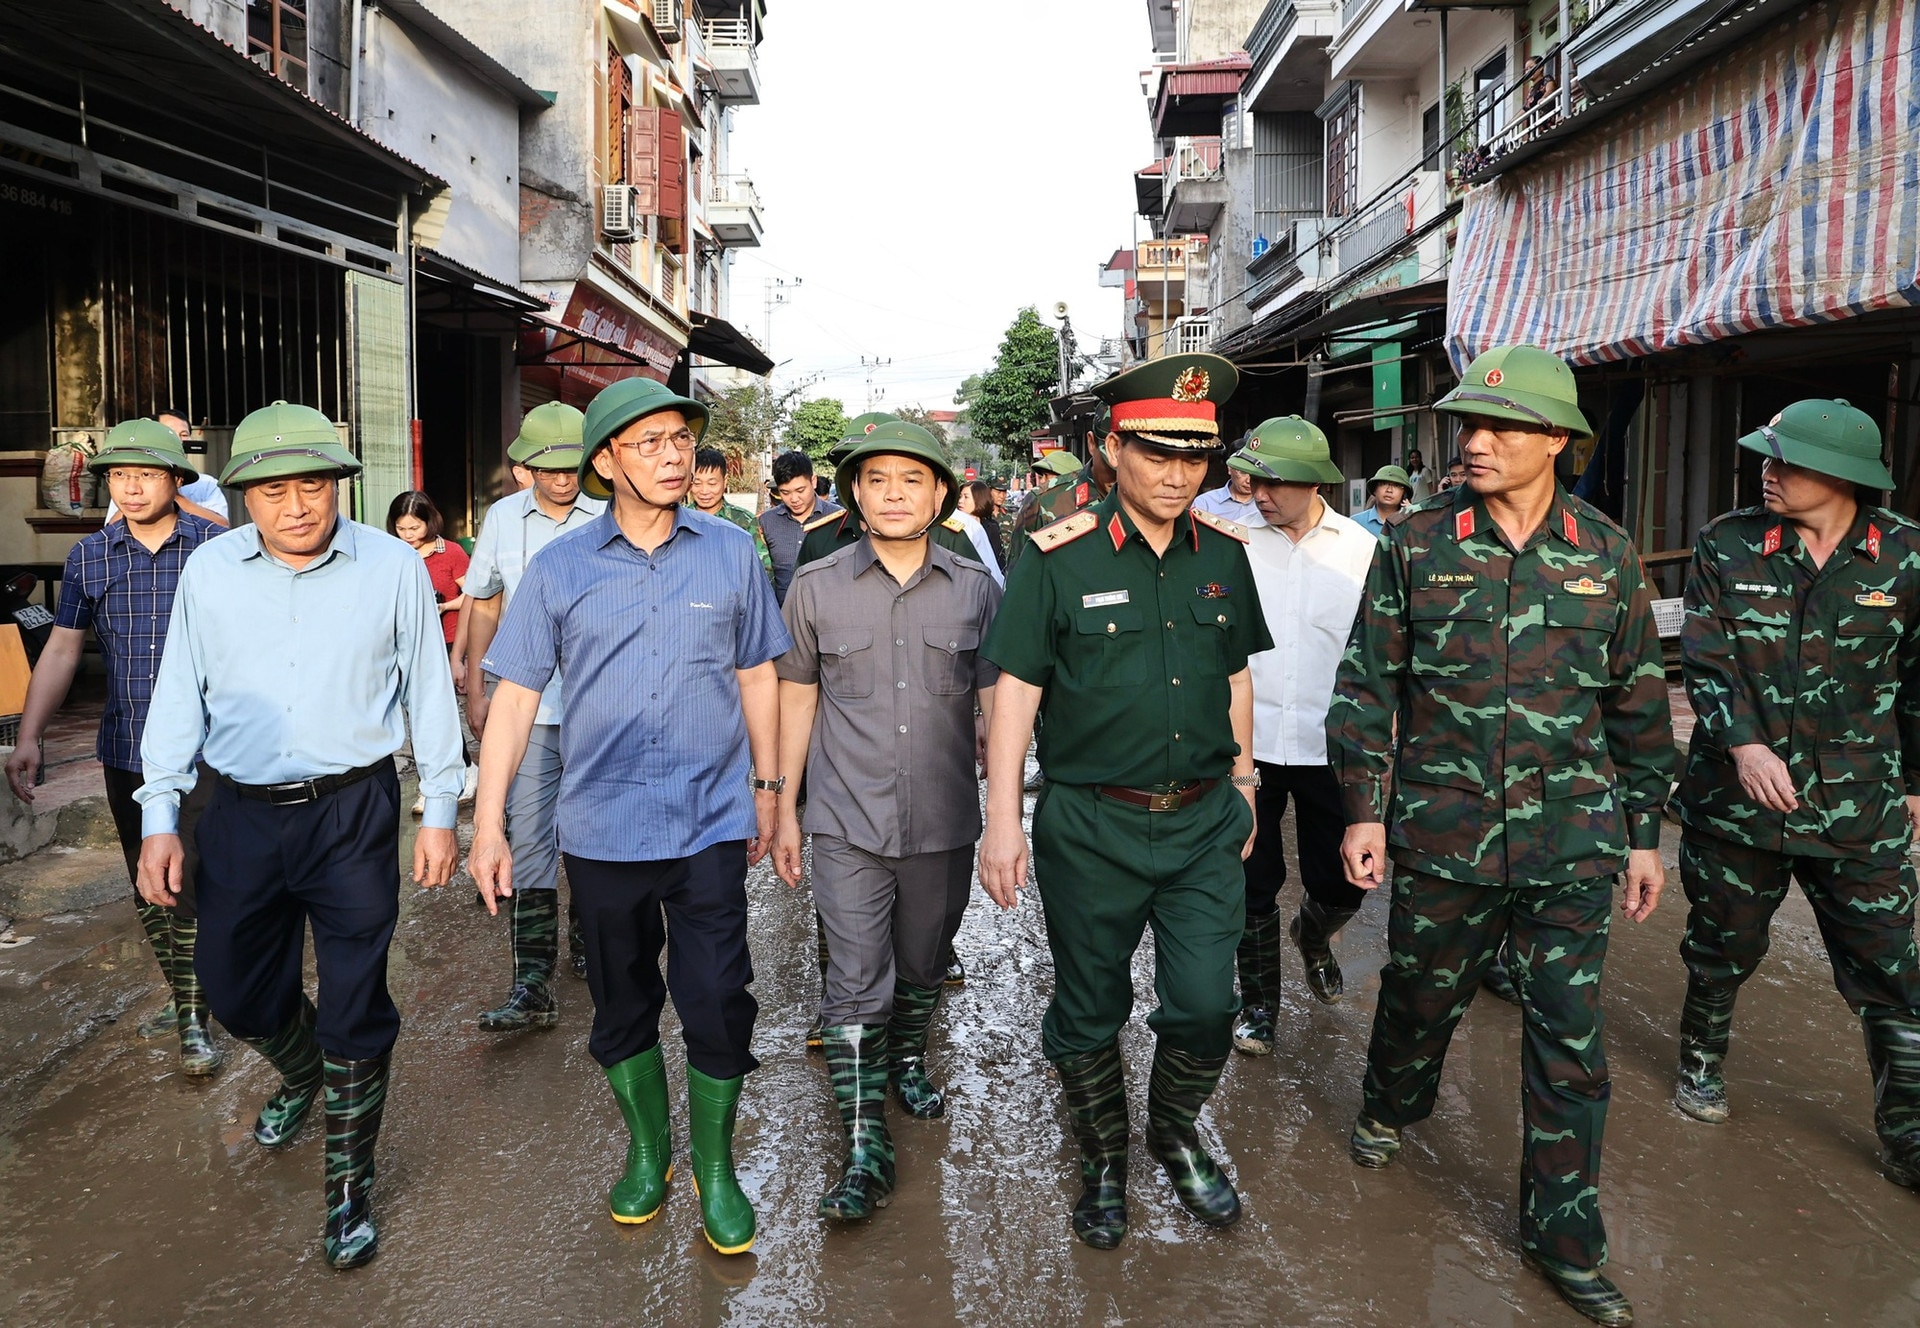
[106,468,172,485]
[611,428,697,458]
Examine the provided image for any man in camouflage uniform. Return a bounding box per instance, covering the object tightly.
[689,445,772,574]
[1331,345,1673,1326]
[1006,425,1118,572]
[1671,397,1920,1191]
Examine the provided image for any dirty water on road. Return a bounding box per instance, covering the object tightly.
[4,804,1920,1327]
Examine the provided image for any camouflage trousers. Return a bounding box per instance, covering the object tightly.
[1361,868,1613,1270]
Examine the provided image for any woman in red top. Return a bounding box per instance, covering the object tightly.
[387,491,475,810]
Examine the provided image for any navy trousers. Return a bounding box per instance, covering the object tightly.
[193,763,404,1061]
[565,840,758,1080]
[104,762,213,918]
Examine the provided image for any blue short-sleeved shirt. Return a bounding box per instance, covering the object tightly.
[481,507,792,861]
[54,512,224,771]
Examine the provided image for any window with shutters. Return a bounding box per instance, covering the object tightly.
[247,0,310,93]
[607,44,633,186]
[1320,85,1360,218]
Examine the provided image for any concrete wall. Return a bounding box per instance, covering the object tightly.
[169,0,244,46]
[1181,0,1265,62]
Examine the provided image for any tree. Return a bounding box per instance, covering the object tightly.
[701,381,803,479]
[893,405,948,447]
[785,397,850,463]
[966,308,1060,463]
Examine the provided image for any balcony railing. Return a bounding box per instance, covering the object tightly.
[1168,136,1223,183]
[1137,235,1206,274]
[1160,316,1212,357]
[710,174,762,211]
[702,17,756,47]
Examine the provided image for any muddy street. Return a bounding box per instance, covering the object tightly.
[4,800,1919,1328]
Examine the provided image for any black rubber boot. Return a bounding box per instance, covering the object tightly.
[322,1055,389,1269]
[1232,911,1283,1055]
[1674,978,1737,1124]
[134,901,179,1039]
[1482,935,1521,1004]
[478,890,559,1032]
[1525,1251,1634,1326]
[1145,1043,1241,1227]
[238,994,324,1148]
[1290,899,1360,1004]
[1863,1009,1920,1188]
[886,980,946,1118]
[943,943,966,986]
[819,1024,895,1221]
[167,916,224,1077]
[1055,1043,1129,1249]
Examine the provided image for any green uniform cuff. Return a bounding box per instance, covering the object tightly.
[1904,768,1920,797]
[1628,810,1663,850]
[1339,781,1384,825]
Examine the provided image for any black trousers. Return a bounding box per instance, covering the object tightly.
[565,839,758,1080]
[193,763,404,1060]
[1242,761,1366,916]
[102,762,213,918]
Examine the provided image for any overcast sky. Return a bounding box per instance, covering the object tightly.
[727,2,1151,416]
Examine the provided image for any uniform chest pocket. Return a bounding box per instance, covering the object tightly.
[1187,599,1235,676]
[1834,613,1903,676]
[819,626,875,699]
[922,625,979,695]
[1408,592,1495,681]
[1070,605,1147,687]
[1544,596,1615,688]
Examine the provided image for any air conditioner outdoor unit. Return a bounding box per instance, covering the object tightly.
[601,185,637,240]
[651,0,683,41]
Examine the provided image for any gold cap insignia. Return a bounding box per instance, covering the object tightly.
[1171,366,1210,403]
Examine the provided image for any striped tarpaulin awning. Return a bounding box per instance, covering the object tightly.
[1447,0,1920,370]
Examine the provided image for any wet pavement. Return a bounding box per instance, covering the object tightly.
[4,793,1919,1327]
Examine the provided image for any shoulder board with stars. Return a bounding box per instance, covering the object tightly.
[1191,508,1250,544]
[941,515,967,532]
[803,510,844,533]
[1031,509,1099,553]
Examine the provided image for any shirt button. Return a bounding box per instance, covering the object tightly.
[1217,614,1226,624]
[896,638,905,646]
[898,725,908,734]
[1171,678,1181,686]
[1166,621,1174,629]
[1174,733,1182,741]
[897,680,907,689]
[1106,622,1116,634]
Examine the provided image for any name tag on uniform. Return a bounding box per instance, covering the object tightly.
[1082,590,1130,608]
[1732,581,1785,596]
[1857,590,1898,608]
[1424,573,1476,586]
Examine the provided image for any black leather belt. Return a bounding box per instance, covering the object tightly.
[1094,779,1217,812]
[219,760,389,806]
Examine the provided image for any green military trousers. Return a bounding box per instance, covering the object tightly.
[1032,780,1251,1062]
[1361,868,1614,1270]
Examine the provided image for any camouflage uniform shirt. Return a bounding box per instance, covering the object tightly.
[695,499,773,573]
[1675,504,1920,861]
[1329,484,1675,886]
[1006,470,1099,572]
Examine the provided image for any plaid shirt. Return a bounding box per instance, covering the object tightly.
[55,512,224,771]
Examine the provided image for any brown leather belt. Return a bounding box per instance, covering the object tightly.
[1094,779,1217,812]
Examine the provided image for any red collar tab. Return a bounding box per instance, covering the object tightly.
[1867,522,1883,561]
[1074,481,1089,508]
[1761,525,1783,556]
[1107,512,1127,553]
[1454,508,1475,542]
[1562,509,1579,547]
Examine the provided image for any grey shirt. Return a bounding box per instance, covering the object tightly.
[759,497,842,604]
[777,538,1001,857]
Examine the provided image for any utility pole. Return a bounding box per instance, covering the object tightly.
[860,355,892,412]
[762,277,801,358]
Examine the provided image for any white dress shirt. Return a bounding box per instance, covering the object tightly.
[1244,499,1377,765]
[950,509,1005,586]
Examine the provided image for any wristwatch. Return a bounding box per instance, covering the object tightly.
[749,773,787,793]
[1228,772,1261,790]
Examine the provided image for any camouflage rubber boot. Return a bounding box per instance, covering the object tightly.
[1673,979,1737,1125]
[1863,1009,1920,1188]
[819,1024,896,1222]
[567,898,587,981]
[239,994,324,1148]
[1144,1044,1241,1227]
[805,912,830,1052]
[166,916,225,1078]
[943,942,967,986]
[886,981,947,1119]
[1349,1113,1403,1168]
[478,890,560,1032]
[686,1064,757,1253]
[322,1055,389,1269]
[1232,911,1283,1055]
[1482,936,1521,1005]
[1055,1043,1129,1249]
[1525,1251,1634,1327]
[134,901,180,1039]
[605,1045,673,1224]
[1289,900,1361,1004]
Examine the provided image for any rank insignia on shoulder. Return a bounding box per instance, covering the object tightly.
[1868,522,1884,561]
[1196,583,1231,598]
[1191,508,1249,543]
[803,510,844,533]
[1562,576,1609,596]
[1761,525,1783,556]
[1856,590,1898,608]
[1074,481,1090,507]
[1454,509,1476,542]
[1562,509,1580,546]
[941,515,966,532]
[1033,509,1098,553]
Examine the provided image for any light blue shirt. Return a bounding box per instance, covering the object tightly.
[137,519,466,834]
[1191,484,1260,525]
[481,507,791,862]
[1352,507,1388,536]
[466,488,605,725]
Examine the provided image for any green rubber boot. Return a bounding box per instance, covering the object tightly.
[478,889,560,1032]
[1289,900,1360,1004]
[1674,978,1737,1125]
[322,1055,388,1269]
[1349,1113,1403,1168]
[1055,1043,1130,1249]
[134,901,179,1039]
[887,980,947,1119]
[166,916,224,1077]
[819,1024,895,1221]
[1145,1043,1241,1227]
[1863,1009,1920,1188]
[1232,911,1283,1055]
[686,1064,756,1253]
[238,994,324,1148]
[605,1045,673,1224]
[1525,1251,1635,1326]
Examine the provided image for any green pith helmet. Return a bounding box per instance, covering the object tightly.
[833,420,961,528]
[1229,415,1343,485]
[1738,398,1893,489]
[1433,344,1593,440]
[826,411,898,467]
[1091,351,1239,452]
[578,378,709,500]
[1035,450,1083,477]
[1367,464,1412,495]
[220,401,360,486]
[90,418,199,484]
[508,402,586,471]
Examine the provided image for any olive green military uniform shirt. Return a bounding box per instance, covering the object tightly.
[1006,469,1099,572]
[1676,504,1920,860]
[1329,483,1675,886]
[796,509,977,571]
[981,491,1272,787]
[695,499,773,573]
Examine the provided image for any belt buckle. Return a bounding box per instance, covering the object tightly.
[266,778,319,806]
[1146,789,1180,813]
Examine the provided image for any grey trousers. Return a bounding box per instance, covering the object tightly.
[504,721,563,893]
[812,835,973,1025]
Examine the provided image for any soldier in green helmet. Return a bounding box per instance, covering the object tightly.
[980,353,1272,1249]
[461,401,607,1030]
[1330,345,1674,1326]
[1005,424,1119,572]
[1670,397,1920,1194]
[689,444,772,573]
